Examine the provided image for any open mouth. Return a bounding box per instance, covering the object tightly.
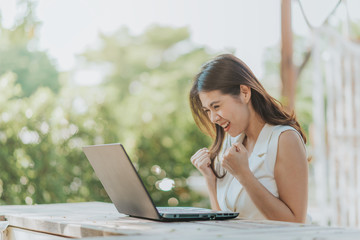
[221,122,230,132]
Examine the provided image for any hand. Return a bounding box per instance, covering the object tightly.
[222,142,251,182]
[190,148,215,180]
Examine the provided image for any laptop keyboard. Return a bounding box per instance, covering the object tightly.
[156,207,216,213]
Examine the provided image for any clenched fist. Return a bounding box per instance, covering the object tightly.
[222,142,251,182]
[190,148,215,180]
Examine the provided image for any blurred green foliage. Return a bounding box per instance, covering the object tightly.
[0,73,114,204]
[0,1,59,97]
[262,35,313,140]
[79,25,213,207]
[0,2,213,207]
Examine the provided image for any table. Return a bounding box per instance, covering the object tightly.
[1,202,359,240]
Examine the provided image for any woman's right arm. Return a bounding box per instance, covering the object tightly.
[204,174,221,210]
[190,148,221,211]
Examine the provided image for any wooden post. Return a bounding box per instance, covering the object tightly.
[281,0,296,113]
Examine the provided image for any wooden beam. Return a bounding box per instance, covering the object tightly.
[281,0,296,113]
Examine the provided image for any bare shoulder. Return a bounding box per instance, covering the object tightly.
[279,129,304,145]
[276,130,307,167]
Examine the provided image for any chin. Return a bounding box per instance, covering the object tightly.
[227,128,242,137]
[228,132,238,137]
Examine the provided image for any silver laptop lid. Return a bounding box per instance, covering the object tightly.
[82,143,161,220]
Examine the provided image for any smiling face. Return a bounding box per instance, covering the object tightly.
[199,86,251,137]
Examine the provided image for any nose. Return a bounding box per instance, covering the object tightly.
[209,110,220,123]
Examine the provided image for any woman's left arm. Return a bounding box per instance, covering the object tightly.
[222,130,308,223]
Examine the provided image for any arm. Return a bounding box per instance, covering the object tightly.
[222,130,308,223]
[205,175,221,211]
[191,148,221,211]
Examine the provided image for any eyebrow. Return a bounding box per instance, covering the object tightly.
[202,100,220,109]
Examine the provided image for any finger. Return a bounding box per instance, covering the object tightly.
[228,144,239,155]
[194,153,210,167]
[195,148,210,160]
[229,143,240,153]
[233,142,246,152]
[231,143,240,152]
[191,149,204,164]
[198,154,211,167]
[191,150,209,165]
[206,159,211,167]
[191,148,209,162]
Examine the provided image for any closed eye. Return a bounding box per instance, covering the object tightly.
[202,108,211,117]
[203,109,210,114]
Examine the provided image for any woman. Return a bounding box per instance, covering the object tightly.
[189,54,308,223]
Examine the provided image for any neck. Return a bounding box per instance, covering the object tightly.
[244,112,265,144]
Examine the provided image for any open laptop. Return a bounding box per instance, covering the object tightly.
[82,143,239,221]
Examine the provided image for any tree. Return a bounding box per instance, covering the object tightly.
[0,71,120,204]
[81,25,214,206]
[0,23,215,207]
[0,0,59,97]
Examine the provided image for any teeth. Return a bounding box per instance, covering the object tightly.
[222,122,229,128]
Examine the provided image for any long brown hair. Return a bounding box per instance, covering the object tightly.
[189,54,306,178]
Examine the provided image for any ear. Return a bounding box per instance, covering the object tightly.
[239,85,251,103]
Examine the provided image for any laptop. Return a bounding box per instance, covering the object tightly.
[82,143,239,221]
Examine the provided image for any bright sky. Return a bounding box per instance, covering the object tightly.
[0,0,359,81]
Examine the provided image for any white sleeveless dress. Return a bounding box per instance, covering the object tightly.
[216,123,307,220]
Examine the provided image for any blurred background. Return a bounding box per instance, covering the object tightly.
[0,0,359,228]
